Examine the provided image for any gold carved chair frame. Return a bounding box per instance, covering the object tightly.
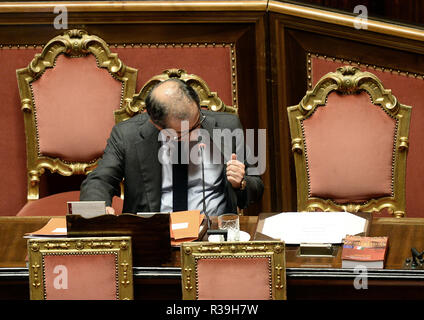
[287,66,411,217]
[180,241,286,300]
[27,236,133,300]
[123,68,237,121]
[16,29,137,201]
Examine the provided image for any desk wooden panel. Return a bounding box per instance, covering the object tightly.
[371,218,424,269]
[0,217,50,268]
[285,218,424,270]
[1,215,424,299]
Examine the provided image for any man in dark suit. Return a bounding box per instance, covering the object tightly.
[80,78,264,215]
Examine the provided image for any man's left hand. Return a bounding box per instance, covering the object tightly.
[226,153,245,189]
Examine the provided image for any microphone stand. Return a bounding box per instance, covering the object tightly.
[199,137,227,240]
[199,142,210,230]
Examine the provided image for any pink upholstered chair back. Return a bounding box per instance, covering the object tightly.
[196,257,272,300]
[181,241,286,300]
[43,253,118,300]
[16,29,137,202]
[28,237,133,300]
[31,54,122,162]
[303,91,395,202]
[287,66,411,217]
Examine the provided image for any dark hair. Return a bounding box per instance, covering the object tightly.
[145,78,200,128]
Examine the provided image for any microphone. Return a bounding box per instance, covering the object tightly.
[412,247,422,259]
[197,136,211,230]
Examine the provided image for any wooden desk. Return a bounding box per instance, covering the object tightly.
[1,215,424,299]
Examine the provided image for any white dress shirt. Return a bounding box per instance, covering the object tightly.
[158,131,227,216]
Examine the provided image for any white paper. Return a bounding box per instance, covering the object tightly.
[67,201,106,218]
[172,222,189,230]
[261,212,367,244]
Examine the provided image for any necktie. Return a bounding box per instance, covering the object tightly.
[172,141,188,211]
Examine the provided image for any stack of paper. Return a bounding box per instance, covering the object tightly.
[258,212,369,244]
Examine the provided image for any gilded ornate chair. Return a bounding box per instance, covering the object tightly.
[180,241,286,300]
[123,68,237,118]
[287,66,412,217]
[16,30,137,216]
[27,236,133,300]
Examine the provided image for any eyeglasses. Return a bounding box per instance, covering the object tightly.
[151,109,206,141]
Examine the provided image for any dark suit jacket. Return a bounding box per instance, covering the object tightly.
[80,111,264,214]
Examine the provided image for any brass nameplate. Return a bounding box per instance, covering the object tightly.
[297,243,338,257]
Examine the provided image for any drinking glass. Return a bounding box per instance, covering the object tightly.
[217,214,240,241]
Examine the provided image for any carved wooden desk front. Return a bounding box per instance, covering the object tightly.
[1,215,424,299]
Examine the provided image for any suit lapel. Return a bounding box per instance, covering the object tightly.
[200,114,216,140]
[201,114,233,163]
[136,119,162,212]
